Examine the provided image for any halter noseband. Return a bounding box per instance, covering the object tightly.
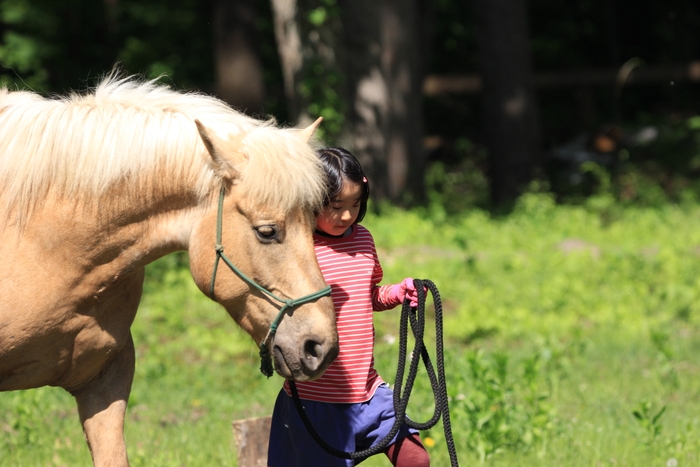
[209,185,332,377]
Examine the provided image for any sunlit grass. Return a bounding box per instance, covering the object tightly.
[3,196,700,465]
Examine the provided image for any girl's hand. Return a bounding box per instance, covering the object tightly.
[389,278,421,307]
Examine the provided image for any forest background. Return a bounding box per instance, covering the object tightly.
[2,0,699,208]
[2,1,700,466]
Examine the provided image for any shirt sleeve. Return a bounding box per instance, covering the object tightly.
[368,234,401,311]
[372,283,402,311]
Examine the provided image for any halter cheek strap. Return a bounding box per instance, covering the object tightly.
[208,185,332,377]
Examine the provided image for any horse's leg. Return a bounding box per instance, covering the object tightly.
[72,333,136,467]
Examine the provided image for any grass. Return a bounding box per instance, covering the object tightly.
[3,194,700,466]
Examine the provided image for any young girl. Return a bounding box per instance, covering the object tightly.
[267,147,430,467]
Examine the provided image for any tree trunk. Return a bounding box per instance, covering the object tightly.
[213,0,265,115]
[473,0,541,205]
[270,0,429,202]
[270,0,343,128]
[338,0,429,202]
[270,0,304,121]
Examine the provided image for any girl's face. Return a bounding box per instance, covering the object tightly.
[316,179,363,236]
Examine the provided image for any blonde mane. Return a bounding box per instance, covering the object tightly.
[0,76,325,225]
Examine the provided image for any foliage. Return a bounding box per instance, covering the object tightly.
[1,0,698,202]
[449,350,556,461]
[425,137,490,214]
[296,0,345,141]
[0,0,215,92]
[4,197,700,465]
[426,112,700,213]
[365,196,700,465]
[430,0,700,187]
[650,328,680,390]
[632,400,666,445]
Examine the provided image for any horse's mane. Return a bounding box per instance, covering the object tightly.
[0,75,325,225]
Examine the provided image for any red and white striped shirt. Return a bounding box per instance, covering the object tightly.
[283,224,400,403]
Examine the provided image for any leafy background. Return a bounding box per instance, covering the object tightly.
[1,0,700,465]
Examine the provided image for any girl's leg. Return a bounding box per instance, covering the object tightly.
[384,433,430,467]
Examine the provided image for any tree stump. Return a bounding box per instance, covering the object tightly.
[232,415,272,467]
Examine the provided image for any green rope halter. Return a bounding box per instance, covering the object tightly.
[209,185,332,377]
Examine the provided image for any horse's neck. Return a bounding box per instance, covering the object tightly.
[27,191,205,284]
[105,189,207,260]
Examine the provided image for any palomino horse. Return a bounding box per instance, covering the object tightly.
[0,75,339,467]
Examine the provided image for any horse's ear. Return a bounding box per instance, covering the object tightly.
[299,117,323,142]
[195,119,247,180]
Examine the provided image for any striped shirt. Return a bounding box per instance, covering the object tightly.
[283,224,400,403]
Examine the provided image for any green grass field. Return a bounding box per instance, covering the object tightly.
[3,193,700,466]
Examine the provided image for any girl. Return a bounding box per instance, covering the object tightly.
[267,147,430,467]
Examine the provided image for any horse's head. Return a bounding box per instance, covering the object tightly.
[187,119,339,381]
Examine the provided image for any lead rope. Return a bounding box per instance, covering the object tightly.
[289,279,459,466]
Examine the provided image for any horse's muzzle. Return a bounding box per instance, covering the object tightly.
[272,334,339,381]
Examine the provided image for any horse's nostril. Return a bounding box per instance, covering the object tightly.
[305,340,322,358]
[303,340,323,369]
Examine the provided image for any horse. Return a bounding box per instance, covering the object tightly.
[0,75,339,467]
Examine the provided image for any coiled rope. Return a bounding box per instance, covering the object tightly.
[289,279,459,466]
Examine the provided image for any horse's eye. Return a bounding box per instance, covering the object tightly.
[254,225,278,243]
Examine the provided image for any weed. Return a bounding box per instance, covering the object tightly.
[450,349,556,462]
[3,391,43,448]
[650,329,679,390]
[633,400,666,445]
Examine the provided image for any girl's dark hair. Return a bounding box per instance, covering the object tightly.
[317,147,370,224]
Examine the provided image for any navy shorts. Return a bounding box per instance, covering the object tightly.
[267,384,418,467]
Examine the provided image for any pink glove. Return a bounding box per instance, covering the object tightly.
[389,278,419,307]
